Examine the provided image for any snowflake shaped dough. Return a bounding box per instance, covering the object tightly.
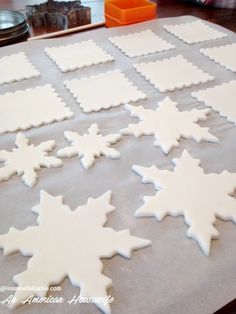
[0,133,62,187]
[109,29,175,57]
[133,150,236,255]
[0,190,151,313]
[121,96,218,154]
[57,124,121,169]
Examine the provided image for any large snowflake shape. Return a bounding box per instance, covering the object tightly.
[0,133,62,187]
[133,150,236,255]
[121,96,218,154]
[0,190,151,313]
[57,123,122,169]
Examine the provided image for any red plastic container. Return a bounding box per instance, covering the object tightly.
[105,0,157,27]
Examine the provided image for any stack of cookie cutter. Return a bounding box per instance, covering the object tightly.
[26,0,91,30]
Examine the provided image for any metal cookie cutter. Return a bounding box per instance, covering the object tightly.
[26,0,91,30]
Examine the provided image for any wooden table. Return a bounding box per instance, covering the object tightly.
[0,0,236,38]
[0,1,236,313]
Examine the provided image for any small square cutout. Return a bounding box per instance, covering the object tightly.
[45,40,114,72]
[109,29,174,57]
[0,52,40,85]
[164,20,227,44]
[201,43,236,72]
[64,70,146,112]
[192,81,236,125]
[134,55,214,92]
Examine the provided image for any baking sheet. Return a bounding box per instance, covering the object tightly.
[0,15,236,314]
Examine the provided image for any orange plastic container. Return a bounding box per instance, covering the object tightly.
[105,0,157,27]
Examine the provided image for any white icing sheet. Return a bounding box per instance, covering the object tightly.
[57,123,121,169]
[164,20,227,44]
[133,150,236,256]
[192,80,236,125]
[0,190,151,313]
[0,133,62,187]
[0,84,73,134]
[0,52,40,85]
[121,96,218,154]
[109,29,175,58]
[134,55,214,92]
[200,43,236,72]
[45,40,114,72]
[64,69,147,112]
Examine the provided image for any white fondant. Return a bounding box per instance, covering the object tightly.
[109,29,175,58]
[192,80,236,125]
[64,69,146,112]
[45,40,114,72]
[0,52,40,85]
[200,43,236,72]
[133,150,236,255]
[164,20,227,44]
[121,96,218,154]
[57,123,121,169]
[0,84,73,134]
[0,133,62,187]
[134,55,214,92]
[0,190,151,313]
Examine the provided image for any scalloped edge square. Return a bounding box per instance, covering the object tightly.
[133,55,214,92]
[109,29,175,58]
[45,40,114,72]
[64,69,147,113]
[192,80,236,125]
[0,84,73,134]
[164,20,227,44]
[200,43,236,72]
[0,52,40,85]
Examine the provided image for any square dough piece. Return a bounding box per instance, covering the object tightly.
[45,39,114,72]
[64,69,147,112]
[0,52,40,85]
[200,43,236,72]
[192,80,236,124]
[133,55,214,92]
[109,29,175,57]
[0,84,73,134]
[164,20,227,44]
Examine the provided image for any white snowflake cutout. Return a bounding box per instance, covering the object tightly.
[0,133,62,187]
[133,150,236,255]
[0,190,151,313]
[121,96,218,154]
[57,124,121,169]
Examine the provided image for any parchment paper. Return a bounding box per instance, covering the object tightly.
[0,16,236,314]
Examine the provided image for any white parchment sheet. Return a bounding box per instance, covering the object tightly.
[0,16,236,314]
